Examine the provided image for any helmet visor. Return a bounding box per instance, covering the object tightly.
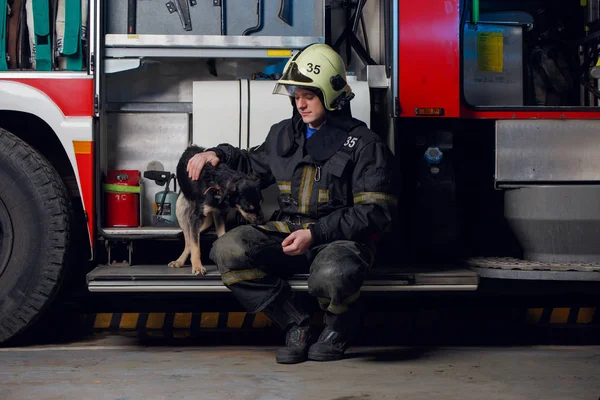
[280,62,314,84]
[273,84,323,99]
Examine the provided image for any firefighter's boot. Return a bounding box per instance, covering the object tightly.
[307,304,363,361]
[263,295,314,364]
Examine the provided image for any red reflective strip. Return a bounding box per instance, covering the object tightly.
[74,144,94,245]
[0,77,93,117]
[460,107,600,120]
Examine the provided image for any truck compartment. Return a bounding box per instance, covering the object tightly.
[97,0,329,237]
[0,0,90,71]
[90,0,438,293]
[96,0,385,247]
[104,0,324,38]
[463,0,600,109]
[100,59,373,236]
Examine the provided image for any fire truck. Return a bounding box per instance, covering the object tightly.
[1,0,600,343]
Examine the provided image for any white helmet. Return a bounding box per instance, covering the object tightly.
[273,43,355,111]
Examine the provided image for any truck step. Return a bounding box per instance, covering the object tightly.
[467,257,600,281]
[102,227,181,236]
[100,227,221,241]
[86,265,479,293]
[101,227,183,239]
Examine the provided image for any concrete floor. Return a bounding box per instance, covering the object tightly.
[1,335,599,400]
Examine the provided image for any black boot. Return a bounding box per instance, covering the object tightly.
[262,294,314,364]
[276,322,314,364]
[307,303,363,362]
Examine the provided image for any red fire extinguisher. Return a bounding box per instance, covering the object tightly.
[103,170,141,227]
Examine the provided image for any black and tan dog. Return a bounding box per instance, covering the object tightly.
[169,145,264,275]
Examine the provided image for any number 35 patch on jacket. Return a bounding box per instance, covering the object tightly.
[343,136,359,149]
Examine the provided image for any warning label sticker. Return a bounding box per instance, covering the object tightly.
[477,32,503,73]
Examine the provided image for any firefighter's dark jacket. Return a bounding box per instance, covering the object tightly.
[208,112,398,247]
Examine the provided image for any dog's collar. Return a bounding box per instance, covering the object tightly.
[203,186,222,196]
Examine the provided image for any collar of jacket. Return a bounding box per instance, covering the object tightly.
[277,112,366,162]
[306,114,366,162]
[276,114,303,157]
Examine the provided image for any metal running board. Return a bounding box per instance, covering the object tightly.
[86,264,479,293]
[467,257,600,281]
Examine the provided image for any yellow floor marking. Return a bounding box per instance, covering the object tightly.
[93,313,112,329]
[577,308,595,324]
[146,313,166,329]
[227,312,246,329]
[200,312,219,328]
[173,313,192,329]
[119,313,139,329]
[550,308,570,324]
[252,312,272,328]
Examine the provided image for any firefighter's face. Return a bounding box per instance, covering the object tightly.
[294,88,326,129]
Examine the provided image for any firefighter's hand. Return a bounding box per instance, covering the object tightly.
[187,151,220,181]
[282,229,313,256]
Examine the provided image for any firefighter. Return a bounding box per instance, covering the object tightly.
[187,43,397,364]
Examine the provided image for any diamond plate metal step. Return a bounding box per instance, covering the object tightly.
[467,257,600,281]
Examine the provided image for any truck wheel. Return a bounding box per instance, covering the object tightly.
[0,128,71,344]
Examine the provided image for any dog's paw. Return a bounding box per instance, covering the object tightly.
[168,260,186,268]
[192,265,207,276]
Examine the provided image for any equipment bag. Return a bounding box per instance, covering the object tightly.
[0,0,8,70]
[26,0,52,70]
[7,0,26,69]
[56,0,83,70]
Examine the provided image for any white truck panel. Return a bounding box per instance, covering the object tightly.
[193,78,371,151]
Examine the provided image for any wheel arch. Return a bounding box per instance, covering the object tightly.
[0,110,80,197]
[0,110,92,261]
[0,79,94,258]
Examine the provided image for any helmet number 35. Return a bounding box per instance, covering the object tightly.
[306,63,321,74]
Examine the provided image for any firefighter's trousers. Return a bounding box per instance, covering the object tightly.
[209,225,372,320]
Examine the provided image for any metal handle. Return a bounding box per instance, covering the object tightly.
[127,0,136,34]
[242,0,262,35]
[278,0,291,26]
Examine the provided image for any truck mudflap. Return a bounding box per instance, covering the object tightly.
[467,257,600,281]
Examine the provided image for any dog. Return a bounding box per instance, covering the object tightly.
[168,145,264,275]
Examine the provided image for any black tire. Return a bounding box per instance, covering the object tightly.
[0,128,71,344]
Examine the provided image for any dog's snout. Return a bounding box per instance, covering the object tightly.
[236,205,264,225]
[247,211,264,225]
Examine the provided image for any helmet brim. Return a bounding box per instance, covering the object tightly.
[280,62,313,83]
[272,83,321,97]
